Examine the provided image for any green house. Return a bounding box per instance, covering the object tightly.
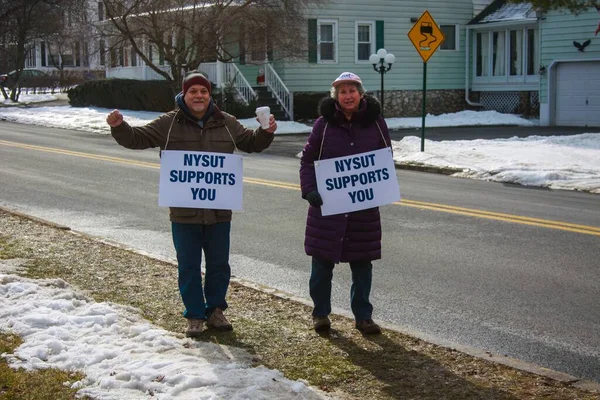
[467,0,600,127]
[24,0,599,125]
[99,0,489,121]
[272,0,481,120]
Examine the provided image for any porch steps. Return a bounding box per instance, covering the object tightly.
[253,86,289,121]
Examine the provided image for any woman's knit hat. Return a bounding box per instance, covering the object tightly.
[182,71,211,95]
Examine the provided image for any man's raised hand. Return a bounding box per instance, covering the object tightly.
[106,110,124,127]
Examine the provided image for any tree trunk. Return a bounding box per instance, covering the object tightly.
[11,26,28,102]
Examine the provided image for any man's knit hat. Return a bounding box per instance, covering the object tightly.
[182,71,211,95]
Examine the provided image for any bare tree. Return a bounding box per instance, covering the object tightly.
[40,0,92,82]
[99,0,327,84]
[0,0,78,101]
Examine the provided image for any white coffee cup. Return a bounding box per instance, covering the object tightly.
[255,106,271,129]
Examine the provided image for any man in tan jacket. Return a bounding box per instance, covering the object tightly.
[106,71,277,337]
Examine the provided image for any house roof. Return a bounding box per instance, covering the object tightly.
[469,0,536,25]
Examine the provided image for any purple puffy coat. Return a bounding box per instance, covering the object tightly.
[300,95,392,263]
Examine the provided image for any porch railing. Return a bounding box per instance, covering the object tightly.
[106,62,261,108]
[198,62,218,85]
[264,63,293,121]
[223,62,256,105]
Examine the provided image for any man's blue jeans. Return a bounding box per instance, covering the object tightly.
[309,257,374,321]
[171,221,231,320]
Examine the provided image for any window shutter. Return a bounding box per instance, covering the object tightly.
[376,20,384,51]
[308,19,317,63]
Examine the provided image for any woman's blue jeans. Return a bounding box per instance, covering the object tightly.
[309,257,374,321]
[171,221,231,320]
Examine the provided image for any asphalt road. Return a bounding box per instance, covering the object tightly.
[1,121,599,383]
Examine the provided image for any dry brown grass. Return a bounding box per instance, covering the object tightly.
[1,210,598,400]
[0,333,87,400]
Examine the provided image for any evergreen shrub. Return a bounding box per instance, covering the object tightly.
[220,83,257,118]
[67,79,178,112]
[293,92,328,121]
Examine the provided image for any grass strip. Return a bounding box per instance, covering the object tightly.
[0,210,598,400]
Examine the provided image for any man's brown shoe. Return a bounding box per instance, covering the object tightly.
[185,318,204,338]
[313,316,331,332]
[355,319,381,334]
[207,308,233,331]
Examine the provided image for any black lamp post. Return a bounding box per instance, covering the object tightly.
[369,48,395,116]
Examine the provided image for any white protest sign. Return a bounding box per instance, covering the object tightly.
[159,150,243,210]
[315,148,401,216]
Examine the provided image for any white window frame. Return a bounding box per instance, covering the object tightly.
[491,30,506,77]
[475,31,489,77]
[472,25,539,88]
[525,27,539,79]
[440,25,459,51]
[245,31,268,64]
[25,45,36,68]
[355,21,375,63]
[60,43,76,67]
[317,19,338,64]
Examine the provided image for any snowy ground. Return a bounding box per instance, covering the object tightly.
[1,96,597,194]
[1,90,64,105]
[392,135,600,194]
[0,260,327,400]
[0,100,537,134]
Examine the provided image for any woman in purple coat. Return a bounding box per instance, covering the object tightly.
[300,72,392,334]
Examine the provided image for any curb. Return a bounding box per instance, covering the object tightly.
[395,162,463,175]
[1,205,599,394]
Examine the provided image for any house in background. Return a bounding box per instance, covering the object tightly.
[24,0,105,80]
[99,0,493,120]
[21,0,599,126]
[265,0,490,120]
[538,6,600,127]
[22,0,495,120]
[465,1,540,117]
[466,0,600,127]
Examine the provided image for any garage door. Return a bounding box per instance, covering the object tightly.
[555,61,600,127]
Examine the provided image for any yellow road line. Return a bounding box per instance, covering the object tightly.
[399,199,600,232]
[244,177,299,190]
[396,201,600,236]
[2,139,599,236]
[0,140,158,169]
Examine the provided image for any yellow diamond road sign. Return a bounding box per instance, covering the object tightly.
[408,10,445,63]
